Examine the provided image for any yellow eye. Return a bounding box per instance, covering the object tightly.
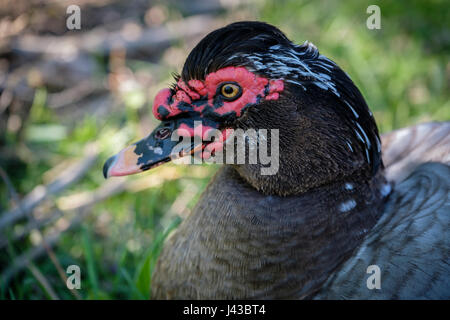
[220,83,242,100]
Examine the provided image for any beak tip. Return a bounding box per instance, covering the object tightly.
[103,155,116,179]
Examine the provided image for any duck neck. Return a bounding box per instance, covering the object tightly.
[152,165,389,299]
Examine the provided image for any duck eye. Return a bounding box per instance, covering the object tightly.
[220,83,242,101]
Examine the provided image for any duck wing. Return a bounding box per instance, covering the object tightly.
[314,122,450,299]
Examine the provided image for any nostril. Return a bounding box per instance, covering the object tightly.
[155,127,171,140]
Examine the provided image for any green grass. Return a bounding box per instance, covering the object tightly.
[0,0,448,299]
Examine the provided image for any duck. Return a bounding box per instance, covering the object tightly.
[103,21,450,299]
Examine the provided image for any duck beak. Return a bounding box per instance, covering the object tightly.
[103,119,202,179]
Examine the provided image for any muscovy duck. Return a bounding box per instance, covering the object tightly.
[103,21,450,299]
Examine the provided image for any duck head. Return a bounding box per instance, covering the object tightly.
[103,21,383,196]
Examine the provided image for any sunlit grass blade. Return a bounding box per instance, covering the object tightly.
[81,226,99,299]
[135,216,182,299]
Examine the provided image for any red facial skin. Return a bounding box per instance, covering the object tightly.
[152,66,284,158]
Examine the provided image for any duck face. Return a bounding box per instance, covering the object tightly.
[103,22,288,178]
[103,21,382,193]
[103,66,284,178]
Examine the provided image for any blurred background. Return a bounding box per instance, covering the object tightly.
[0,0,448,299]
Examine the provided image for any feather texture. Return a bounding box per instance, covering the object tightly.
[314,162,449,299]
